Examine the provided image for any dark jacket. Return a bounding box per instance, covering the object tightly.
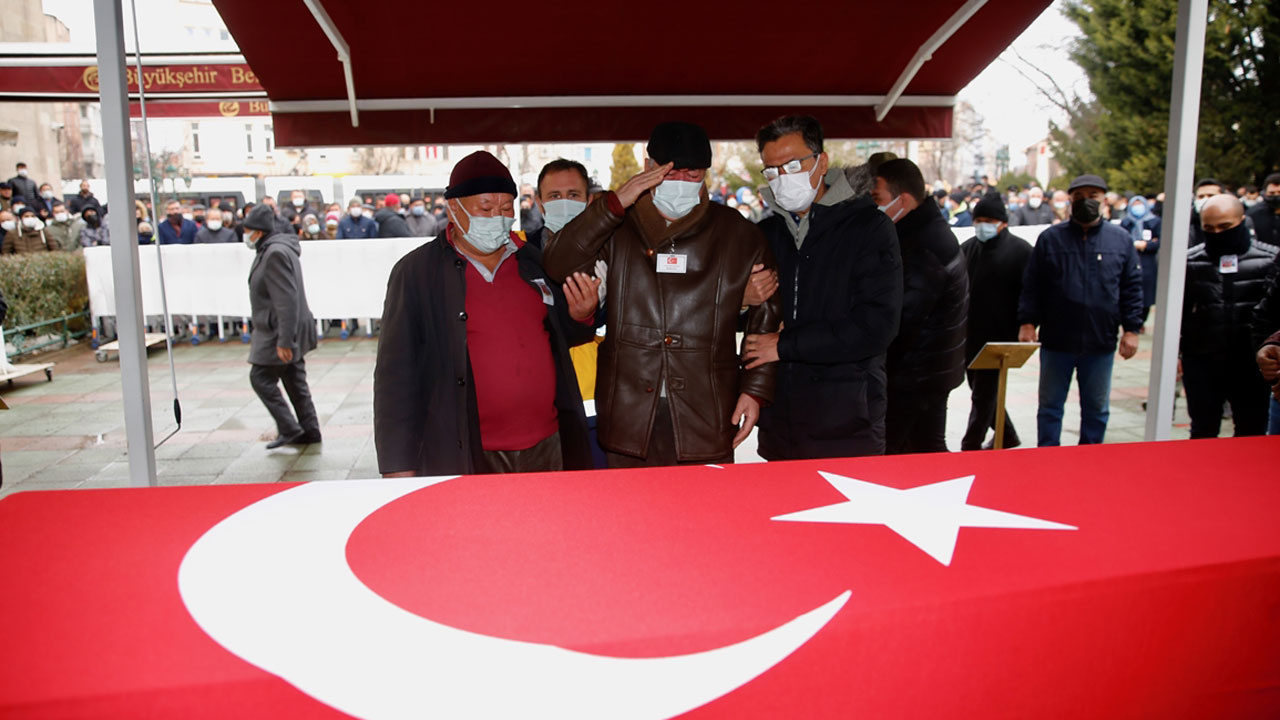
[755,195,903,459]
[1181,230,1279,356]
[68,192,103,216]
[0,286,7,326]
[374,208,412,238]
[337,214,378,239]
[8,175,37,208]
[157,217,199,245]
[1018,220,1145,354]
[374,234,593,476]
[544,193,782,461]
[887,204,969,395]
[247,232,317,366]
[1014,202,1055,226]
[281,202,318,226]
[1254,272,1280,349]
[1247,202,1280,249]
[194,225,237,243]
[961,227,1032,361]
[405,212,438,238]
[1120,213,1162,307]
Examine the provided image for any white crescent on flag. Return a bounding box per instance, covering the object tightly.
[177,477,851,720]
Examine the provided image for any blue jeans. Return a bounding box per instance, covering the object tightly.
[1269,396,1280,436]
[1037,349,1114,446]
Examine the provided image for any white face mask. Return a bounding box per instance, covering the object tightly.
[1053,201,1068,210]
[0,220,14,232]
[877,195,907,223]
[17,169,28,178]
[54,212,68,223]
[41,190,54,200]
[22,216,43,230]
[1028,196,1042,209]
[652,180,702,219]
[349,206,364,218]
[767,160,821,213]
[183,212,194,221]
[292,197,305,207]
[1194,197,1209,214]
[207,220,223,231]
[244,229,261,250]
[306,223,320,235]
[541,198,587,233]
[451,201,514,254]
[363,210,374,219]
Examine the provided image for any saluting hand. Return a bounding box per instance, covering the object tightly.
[563,271,602,321]
[615,162,673,208]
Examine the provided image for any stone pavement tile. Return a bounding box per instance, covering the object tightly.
[56,447,128,466]
[159,457,239,477]
[291,452,359,472]
[157,475,220,487]
[319,424,375,440]
[346,468,380,480]
[221,451,302,476]
[282,469,350,482]
[214,472,287,485]
[22,463,103,484]
[206,428,271,444]
[4,449,77,470]
[182,442,254,460]
[300,436,368,455]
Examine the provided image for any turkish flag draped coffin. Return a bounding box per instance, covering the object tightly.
[2,438,1279,719]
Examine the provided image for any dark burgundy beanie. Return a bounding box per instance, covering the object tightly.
[445,151,517,199]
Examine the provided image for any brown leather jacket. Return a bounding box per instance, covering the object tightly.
[544,192,781,461]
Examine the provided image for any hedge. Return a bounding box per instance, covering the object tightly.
[0,252,90,330]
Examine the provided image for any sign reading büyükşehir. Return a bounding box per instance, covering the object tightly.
[0,63,263,97]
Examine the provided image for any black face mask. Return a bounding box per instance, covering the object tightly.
[1265,195,1280,211]
[138,231,153,243]
[167,212,182,224]
[193,214,205,225]
[84,214,100,227]
[1071,197,1101,226]
[1203,222,1251,257]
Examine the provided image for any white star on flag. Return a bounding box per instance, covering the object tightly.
[772,472,1077,566]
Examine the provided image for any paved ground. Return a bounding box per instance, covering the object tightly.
[0,330,1192,500]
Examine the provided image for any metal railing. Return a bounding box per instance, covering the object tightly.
[3,311,93,360]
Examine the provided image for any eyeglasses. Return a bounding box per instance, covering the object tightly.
[762,152,820,180]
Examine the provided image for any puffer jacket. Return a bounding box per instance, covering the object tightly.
[543,191,781,461]
[2,226,52,254]
[1181,229,1279,355]
[886,204,969,395]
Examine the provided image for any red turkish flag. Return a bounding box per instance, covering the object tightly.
[1,437,1278,718]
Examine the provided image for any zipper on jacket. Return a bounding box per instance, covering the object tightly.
[791,265,800,321]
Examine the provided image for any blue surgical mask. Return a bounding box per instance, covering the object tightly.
[451,201,514,254]
[1129,202,1147,218]
[542,199,587,233]
[974,222,1000,242]
[652,180,702,219]
[411,204,426,216]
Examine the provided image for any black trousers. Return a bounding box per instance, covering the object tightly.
[961,368,1020,450]
[249,361,320,438]
[1181,352,1269,438]
[605,398,734,468]
[885,388,950,455]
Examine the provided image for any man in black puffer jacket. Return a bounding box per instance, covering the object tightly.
[745,115,903,459]
[872,159,969,454]
[1181,193,1279,438]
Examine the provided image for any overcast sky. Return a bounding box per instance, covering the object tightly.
[43,0,1087,158]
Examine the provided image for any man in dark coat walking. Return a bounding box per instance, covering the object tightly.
[872,159,969,454]
[375,151,598,477]
[960,194,1032,450]
[245,204,321,449]
[375,193,413,238]
[745,115,902,459]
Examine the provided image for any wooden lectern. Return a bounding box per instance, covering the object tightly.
[967,342,1040,449]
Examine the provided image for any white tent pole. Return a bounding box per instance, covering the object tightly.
[1145,0,1208,441]
[93,0,157,485]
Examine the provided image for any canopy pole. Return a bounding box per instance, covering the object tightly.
[93,0,156,485]
[1145,0,1208,441]
[300,0,357,127]
[875,0,987,121]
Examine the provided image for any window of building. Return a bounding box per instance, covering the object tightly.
[245,123,254,156]
[192,122,201,159]
[264,124,274,155]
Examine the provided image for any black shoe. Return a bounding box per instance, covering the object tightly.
[981,436,1022,450]
[292,431,322,445]
[267,431,305,449]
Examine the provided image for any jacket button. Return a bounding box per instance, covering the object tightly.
[458,311,468,321]
[646,248,656,257]
[663,336,673,345]
[454,259,464,269]
[456,377,466,386]
[645,386,654,393]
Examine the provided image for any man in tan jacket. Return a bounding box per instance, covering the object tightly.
[544,121,781,467]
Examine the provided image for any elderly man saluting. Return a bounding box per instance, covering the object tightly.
[375,151,599,477]
[544,121,782,467]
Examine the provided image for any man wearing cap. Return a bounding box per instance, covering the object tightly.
[337,198,378,238]
[543,121,782,467]
[375,193,412,238]
[243,203,321,449]
[960,194,1032,450]
[870,159,969,454]
[1018,173,1144,446]
[375,151,599,476]
[405,196,437,237]
[0,181,13,212]
[745,115,902,460]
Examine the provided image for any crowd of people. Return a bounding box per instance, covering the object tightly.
[4,118,1279,469]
